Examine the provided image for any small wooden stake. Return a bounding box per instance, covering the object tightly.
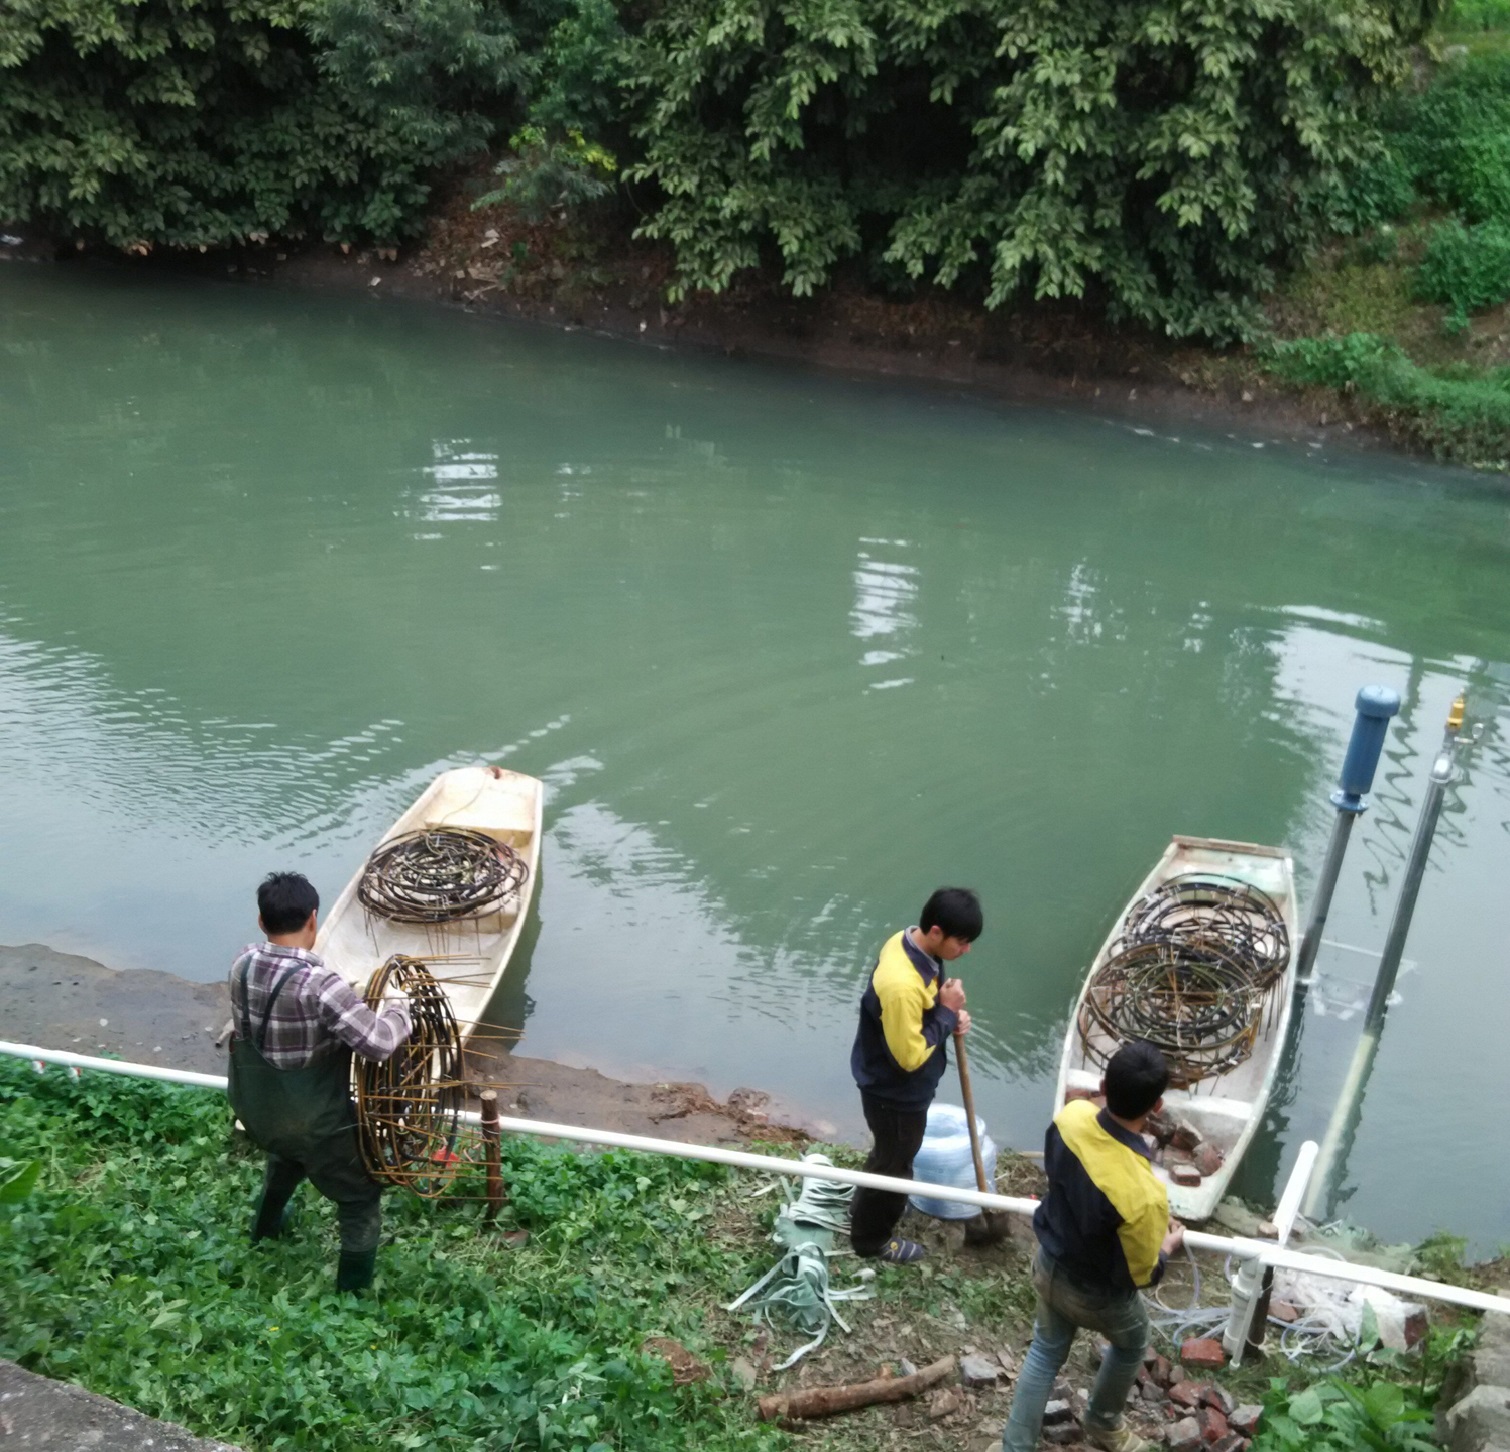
[480,1089,503,1220]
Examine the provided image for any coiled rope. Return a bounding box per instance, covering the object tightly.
[727,1155,874,1370]
[354,955,465,1194]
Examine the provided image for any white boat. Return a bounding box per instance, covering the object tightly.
[316,766,543,1042]
[1053,835,1298,1222]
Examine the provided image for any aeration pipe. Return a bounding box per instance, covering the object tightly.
[5,1039,1508,1319]
[1303,695,1467,1220]
[1294,685,1401,987]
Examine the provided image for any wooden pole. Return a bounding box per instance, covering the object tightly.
[480,1089,503,1220]
[956,1032,1010,1241]
[757,1355,955,1422]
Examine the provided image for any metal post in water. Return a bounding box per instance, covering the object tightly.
[1303,695,1466,1219]
[1294,685,1402,988]
[1365,695,1464,1031]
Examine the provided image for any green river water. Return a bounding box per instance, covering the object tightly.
[2,264,1508,1251]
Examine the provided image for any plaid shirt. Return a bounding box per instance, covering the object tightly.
[228,943,412,1070]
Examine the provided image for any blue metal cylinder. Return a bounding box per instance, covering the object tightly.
[1332,685,1402,812]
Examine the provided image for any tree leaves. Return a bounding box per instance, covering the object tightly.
[623,0,1442,338]
[0,0,536,248]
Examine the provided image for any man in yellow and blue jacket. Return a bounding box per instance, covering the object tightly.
[848,886,981,1265]
[1001,1040,1185,1452]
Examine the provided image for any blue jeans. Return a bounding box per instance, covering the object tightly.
[1001,1249,1151,1452]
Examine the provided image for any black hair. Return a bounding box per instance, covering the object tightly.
[257,872,319,935]
[919,887,983,942]
[1104,1040,1169,1120]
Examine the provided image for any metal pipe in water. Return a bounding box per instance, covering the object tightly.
[1304,695,1466,1220]
[1366,696,1463,1031]
[1294,685,1402,987]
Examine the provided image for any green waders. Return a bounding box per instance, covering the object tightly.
[228,960,383,1292]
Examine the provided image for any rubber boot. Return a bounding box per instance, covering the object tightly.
[250,1165,300,1231]
[336,1248,377,1293]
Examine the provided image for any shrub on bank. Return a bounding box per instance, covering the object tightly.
[1266,332,1510,465]
[1414,220,1510,327]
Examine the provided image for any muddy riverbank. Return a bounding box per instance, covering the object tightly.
[0,944,813,1147]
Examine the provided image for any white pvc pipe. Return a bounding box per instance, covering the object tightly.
[6,1040,1509,1319]
[1224,1140,1318,1359]
[1274,1139,1320,1248]
[2,1041,231,1091]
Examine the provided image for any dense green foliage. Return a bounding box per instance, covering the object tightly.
[1382,52,1510,226]
[0,0,533,247]
[1251,1376,1439,1452]
[1441,0,1510,31]
[621,0,1438,339]
[0,1059,784,1451]
[1267,332,1510,463]
[1414,220,1510,326]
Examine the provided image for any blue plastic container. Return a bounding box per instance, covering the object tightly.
[907,1101,998,1220]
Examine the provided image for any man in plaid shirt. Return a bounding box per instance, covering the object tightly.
[228,872,412,1293]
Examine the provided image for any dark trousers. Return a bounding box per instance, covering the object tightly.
[253,1131,383,1255]
[849,1093,929,1256]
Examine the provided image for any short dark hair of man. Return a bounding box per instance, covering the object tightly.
[1104,1040,1169,1120]
[258,872,319,935]
[919,887,983,942]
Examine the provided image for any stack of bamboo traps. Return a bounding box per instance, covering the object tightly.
[1077,872,1291,1089]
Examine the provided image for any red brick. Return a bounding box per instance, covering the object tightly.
[1197,1406,1229,1443]
[1168,1382,1204,1410]
[1269,1300,1299,1324]
[1195,1143,1225,1176]
[1229,1405,1263,1436]
[1167,1365,1187,1387]
[1170,1163,1203,1187]
[1180,1338,1228,1370]
[1169,1123,1203,1153]
[1201,1386,1236,1416]
[1149,1353,1174,1387]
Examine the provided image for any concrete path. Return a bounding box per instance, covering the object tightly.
[0,1361,239,1449]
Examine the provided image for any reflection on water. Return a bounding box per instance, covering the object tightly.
[1,263,1508,1250]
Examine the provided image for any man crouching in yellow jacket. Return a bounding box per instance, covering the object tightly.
[847,887,981,1265]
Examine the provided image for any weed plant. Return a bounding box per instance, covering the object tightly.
[1266,333,1510,466]
[0,1058,785,1451]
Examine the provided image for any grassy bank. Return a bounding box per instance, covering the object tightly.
[0,1058,1486,1451]
[0,1058,1043,1451]
[1249,19,1510,468]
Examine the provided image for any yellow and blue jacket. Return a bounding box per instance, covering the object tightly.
[1033,1098,1169,1294]
[849,930,959,1110]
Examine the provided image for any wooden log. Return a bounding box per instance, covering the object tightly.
[480,1089,503,1220]
[756,1354,955,1422]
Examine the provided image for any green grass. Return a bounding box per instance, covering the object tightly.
[1256,43,1510,467]
[0,1057,787,1451]
[1265,333,1510,467]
